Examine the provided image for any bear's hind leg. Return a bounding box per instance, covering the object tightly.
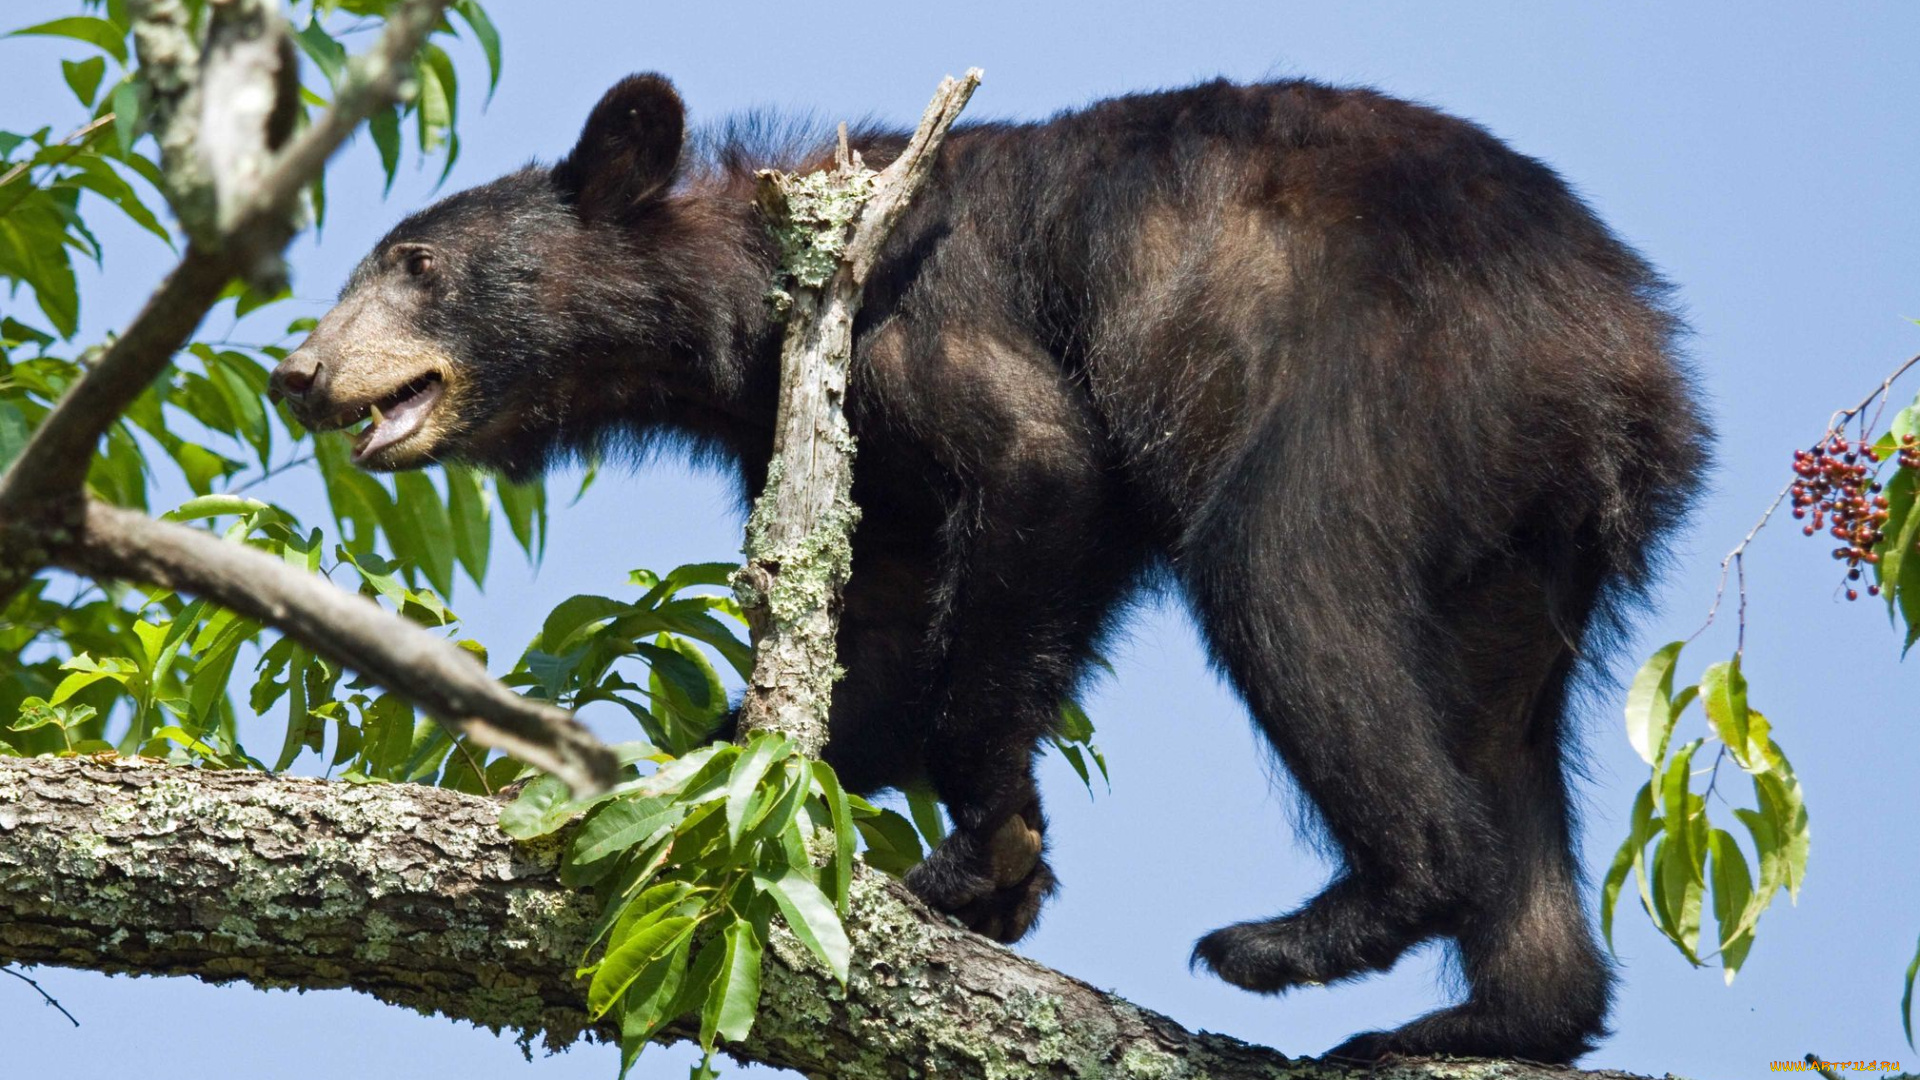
[1183,508,1501,997]
[1331,567,1612,1064]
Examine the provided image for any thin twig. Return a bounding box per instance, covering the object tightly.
[0,114,117,210]
[228,453,314,494]
[2,964,79,1027]
[1691,351,1920,651]
[1700,744,1730,805]
[1826,353,1920,437]
[451,738,494,796]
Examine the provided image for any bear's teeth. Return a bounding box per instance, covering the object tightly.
[369,404,385,427]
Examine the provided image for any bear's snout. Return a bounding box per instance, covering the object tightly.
[269,350,322,404]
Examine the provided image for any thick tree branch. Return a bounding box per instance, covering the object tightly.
[0,0,617,794]
[0,757,1659,1080]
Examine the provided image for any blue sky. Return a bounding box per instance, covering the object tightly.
[5,3,1919,1078]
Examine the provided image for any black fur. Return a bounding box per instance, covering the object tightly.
[279,74,1708,1063]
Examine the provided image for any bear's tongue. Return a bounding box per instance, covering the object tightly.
[352,378,444,462]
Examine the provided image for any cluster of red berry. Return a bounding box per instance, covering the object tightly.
[1790,435,1893,600]
[1895,432,1920,470]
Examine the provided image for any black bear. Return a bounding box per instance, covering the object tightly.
[271,74,1707,1063]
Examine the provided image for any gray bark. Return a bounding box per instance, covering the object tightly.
[733,72,981,755]
[0,757,1673,1080]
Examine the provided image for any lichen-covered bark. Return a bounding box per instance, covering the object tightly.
[732,73,983,756]
[0,754,597,1051]
[0,757,1678,1080]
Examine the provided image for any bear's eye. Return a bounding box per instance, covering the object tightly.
[404,251,435,278]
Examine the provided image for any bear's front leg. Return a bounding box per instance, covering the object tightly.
[906,784,1053,943]
[892,457,1140,943]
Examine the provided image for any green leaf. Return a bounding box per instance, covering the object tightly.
[725,734,790,847]
[499,773,576,840]
[0,212,80,337]
[271,646,315,771]
[445,466,490,586]
[64,156,170,244]
[164,494,269,523]
[1707,828,1754,983]
[1904,932,1920,1049]
[61,56,106,107]
[812,760,856,913]
[414,45,456,155]
[10,17,128,63]
[755,868,851,983]
[742,761,811,852]
[367,104,402,192]
[363,693,416,780]
[108,81,141,159]
[1624,640,1683,767]
[0,403,30,471]
[49,654,134,705]
[497,477,545,560]
[703,917,764,1046]
[536,594,629,653]
[853,807,924,877]
[617,935,693,1072]
[1752,745,1810,902]
[1655,740,1705,960]
[569,797,682,865]
[1053,739,1092,791]
[1600,780,1655,952]
[1899,496,1920,651]
[635,639,721,715]
[667,936,728,1052]
[293,19,348,86]
[391,471,456,595]
[1874,459,1915,607]
[453,0,503,96]
[906,786,947,847]
[599,881,700,957]
[587,916,697,1019]
[1700,657,1752,768]
[1733,807,1785,911]
[633,744,734,800]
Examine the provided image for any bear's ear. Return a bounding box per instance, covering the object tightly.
[555,73,685,223]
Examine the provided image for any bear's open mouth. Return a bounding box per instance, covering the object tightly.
[349,371,446,462]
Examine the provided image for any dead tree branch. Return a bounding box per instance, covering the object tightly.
[0,757,1658,1080]
[733,70,982,754]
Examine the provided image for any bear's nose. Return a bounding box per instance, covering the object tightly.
[269,350,322,402]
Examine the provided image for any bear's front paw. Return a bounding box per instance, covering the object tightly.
[904,815,1056,943]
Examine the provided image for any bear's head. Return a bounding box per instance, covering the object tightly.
[270,74,700,477]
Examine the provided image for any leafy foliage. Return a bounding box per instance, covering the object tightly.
[1611,377,1920,1006]
[1603,643,1809,985]
[1,2,524,773]
[1862,395,1920,646]
[502,722,971,1078]
[504,736,852,1076]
